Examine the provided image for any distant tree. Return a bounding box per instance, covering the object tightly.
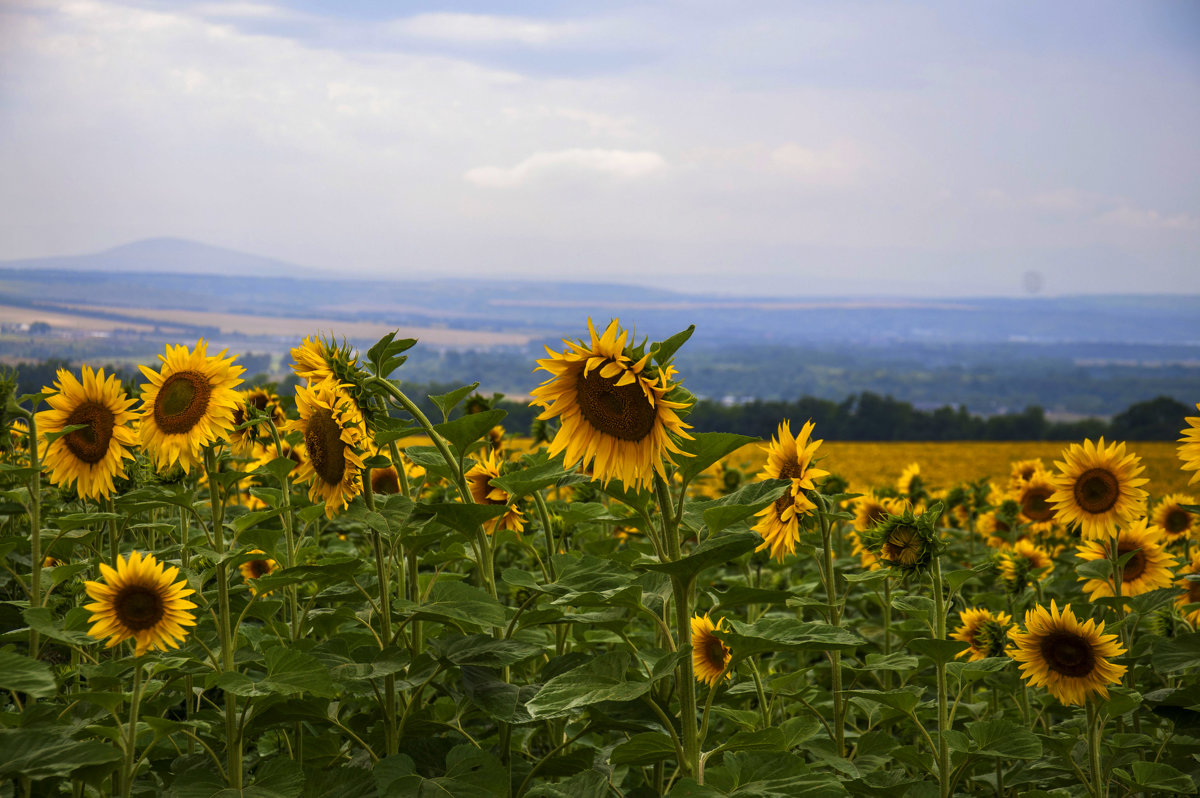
[28,321,51,335]
[1109,396,1191,441]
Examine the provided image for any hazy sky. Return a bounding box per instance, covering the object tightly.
[2,0,1198,296]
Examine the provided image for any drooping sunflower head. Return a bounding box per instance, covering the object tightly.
[863,503,944,575]
[691,614,732,687]
[228,387,285,456]
[1075,518,1177,601]
[1174,552,1200,626]
[997,539,1055,593]
[750,420,830,562]
[84,550,197,656]
[897,462,925,502]
[1007,600,1127,706]
[284,379,366,518]
[35,365,139,500]
[1152,493,1197,543]
[465,448,524,535]
[1179,404,1200,485]
[530,318,693,491]
[239,550,278,596]
[1050,438,1149,540]
[951,607,1013,661]
[138,341,244,473]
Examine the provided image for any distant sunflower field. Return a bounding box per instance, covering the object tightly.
[3,319,1200,797]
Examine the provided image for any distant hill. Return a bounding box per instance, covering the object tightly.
[0,237,328,279]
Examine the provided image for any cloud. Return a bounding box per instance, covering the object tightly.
[392,13,584,46]
[1098,205,1200,231]
[770,142,864,185]
[464,149,667,188]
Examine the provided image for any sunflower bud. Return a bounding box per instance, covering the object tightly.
[862,502,945,576]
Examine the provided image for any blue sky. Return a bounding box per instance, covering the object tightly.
[1,1,1197,296]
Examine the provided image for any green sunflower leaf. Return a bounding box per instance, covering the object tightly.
[715,618,864,659]
[651,325,695,367]
[0,728,121,780]
[611,732,677,766]
[526,650,652,720]
[428,382,481,422]
[0,649,57,697]
[434,408,507,456]
[966,718,1042,758]
[640,531,761,583]
[907,638,970,665]
[675,432,760,486]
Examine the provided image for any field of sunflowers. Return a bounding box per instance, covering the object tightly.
[3,319,1200,797]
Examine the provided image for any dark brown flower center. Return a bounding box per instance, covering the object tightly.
[247,559,272,578]
[63,401,115,464]
[305,408,346,486]
[1119,543,1146,582]
[1039,631,1096,677]
[885,526,921,565]
[1164,509,1190,535]
[864,503,888,528]
[1074,468,1119,514]
[115,585,165,631]
[1021,487,1055,523]
[154,371,212,435]
[372,467,400,495]
[575,364,657,442]
[704,637,728,669]
[1186,579,1200,603]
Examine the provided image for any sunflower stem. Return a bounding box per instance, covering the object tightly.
[1087,699,1106,798]
[22,409,42,660]
[656,473,700,780]
[363,472,399,756]
[264,418,301,640]
[532,490,557,582]
[122,658,145,798]
[816,494,845,758]
[205,449,242,789]
[932,553,951,798]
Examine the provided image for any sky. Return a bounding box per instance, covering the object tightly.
[1,0,1198,297]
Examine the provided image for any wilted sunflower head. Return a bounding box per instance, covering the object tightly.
[951,607,1013,661]
[1152,493,1196,542]
[691,614,732,687]
[138,340,244,473]
[1075,518,1177,601]
[1050,438,1148,540]
[84,550,197,656]
[863,503,945,575]
[1179,404,1200,486]
[530,318,694,491]
[465,448,524,535]
[1007,600,1126,706]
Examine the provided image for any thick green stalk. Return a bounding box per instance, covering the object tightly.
[932,555,950,798]
[206,450,241,789]
[1087,699,1105,798]
[532,491,558,582]
[817,495,844,757]
[24,411,42,659]
[122,660,145,798]
[363,471,398,755]
[265,419,301,640]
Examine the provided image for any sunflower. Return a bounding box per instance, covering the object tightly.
[1007,600,1126,706]
[1017,470,1058,527]
[1008,458,1044,490]
[465,448,524,534]
[951,608,1013,661]
[239,550,278,596]
[84,550,197,656]
[849,529,881,570]
[1152,493,1196,543]
[285,379,366,518]
[35,365,138,500]
[1049,438,1148,540]
[691,614,732,687]
[1075,519,1177,601]
[290,334,359,385]
[228,387,285,456]
[1174,552,1200,627]
[751,420,829,561]
[1180,404,1200,485]
[897,462,924,502]
[138,341,244,473]
[998,539,1055,593]
[862,504,944,576]
[4,418,32,464]
[530,318,693,491]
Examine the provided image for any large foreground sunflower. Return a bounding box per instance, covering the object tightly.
[84,551,197,656]
[951,607,1013,661]
[285,380,366,518]
[1179,404,1200,485]
[1007,600,1126,706]
[466,448,524,534]
[691,614,732,687]
[36,365,138,500]
[1049,438,1148,540]
[138,341,244,472]
[530,319,692,491]
[751,420,828,561]
[1075,519,1177,600]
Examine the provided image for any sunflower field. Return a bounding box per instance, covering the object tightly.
[3,320,1200,798]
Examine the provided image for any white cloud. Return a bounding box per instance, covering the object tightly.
[187,3,298,21]
[464,149,667,188]
[393,13,583,45]
[1098,205,1200,231]
[770,141,864,185]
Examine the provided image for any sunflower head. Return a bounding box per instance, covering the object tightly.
[951,608,1013,661]
[530,319,694,491]
[1008,458,1045,491]
[1050,438,1149,540]
[291,335,374,417]
[862,503,945,575]
[284,379,366,518]
[239,550,278,596]
[84,550,197,656]
[1017,468,1058,528]
[751,420,829,562]
[1175,552,1200,626]
[691,614,732,687]
[35,365,139,500]
[1075,518,1177,601]
[1007,600,1127,706]
[997,539,1055,594]
[897,462,925,503]
[465,448,524,535]
[138,341,244,473]
[1179,404,1200,486]
[228,387,285,456]
[1153,493,1197,542]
